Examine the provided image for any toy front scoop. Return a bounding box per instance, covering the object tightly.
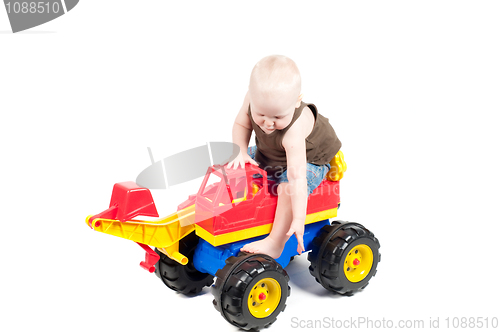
[86,181,159,229]
[86,181,199,271]
[86,180,199,246]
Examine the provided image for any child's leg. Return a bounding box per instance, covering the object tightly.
[247,145,257,159]
[240,182,293,258]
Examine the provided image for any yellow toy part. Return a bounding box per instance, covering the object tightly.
[231,186,247,204]
[225,183,259,205]
[86,204,197,265]
[247,277,282,318]
[157,242,188,265]
[343,244,374,283]
[195,207,338,247]
[326,150,347,181]
[252,182,260,194]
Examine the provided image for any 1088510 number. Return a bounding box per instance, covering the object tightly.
[5,2,60,14]
[445,317,499,329]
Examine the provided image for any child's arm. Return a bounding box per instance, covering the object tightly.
[228,91,259,169]
[282,119,309,254]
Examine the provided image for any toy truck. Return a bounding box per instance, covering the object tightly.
[86,152,380,330]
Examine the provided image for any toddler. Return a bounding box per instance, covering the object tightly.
[227,55,341,258]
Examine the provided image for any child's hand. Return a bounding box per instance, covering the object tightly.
[286,219,305,255]
[227,151,259,169]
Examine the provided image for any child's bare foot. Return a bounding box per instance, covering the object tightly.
[240,236,285,259]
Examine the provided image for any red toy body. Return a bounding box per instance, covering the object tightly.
[179,164,340,237]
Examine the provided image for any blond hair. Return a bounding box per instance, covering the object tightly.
[249,55,301,100]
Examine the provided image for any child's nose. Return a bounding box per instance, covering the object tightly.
[264,119,274,127]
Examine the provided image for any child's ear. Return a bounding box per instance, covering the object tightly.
[296,93,304,107]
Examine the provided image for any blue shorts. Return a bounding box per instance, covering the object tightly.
[247,145,331,196]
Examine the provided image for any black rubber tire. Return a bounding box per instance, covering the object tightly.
[212,253,290,330]
[308,220,381,296]
[154,232,214,295]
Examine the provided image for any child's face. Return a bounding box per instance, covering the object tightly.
[250,91,302,134]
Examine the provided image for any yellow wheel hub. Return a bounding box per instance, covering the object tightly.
[247,278,281,318]
[343,244,374,283]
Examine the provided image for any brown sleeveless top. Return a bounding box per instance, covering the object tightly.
[248,101,342,176]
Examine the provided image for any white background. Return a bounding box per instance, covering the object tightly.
[1,1,499,331]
